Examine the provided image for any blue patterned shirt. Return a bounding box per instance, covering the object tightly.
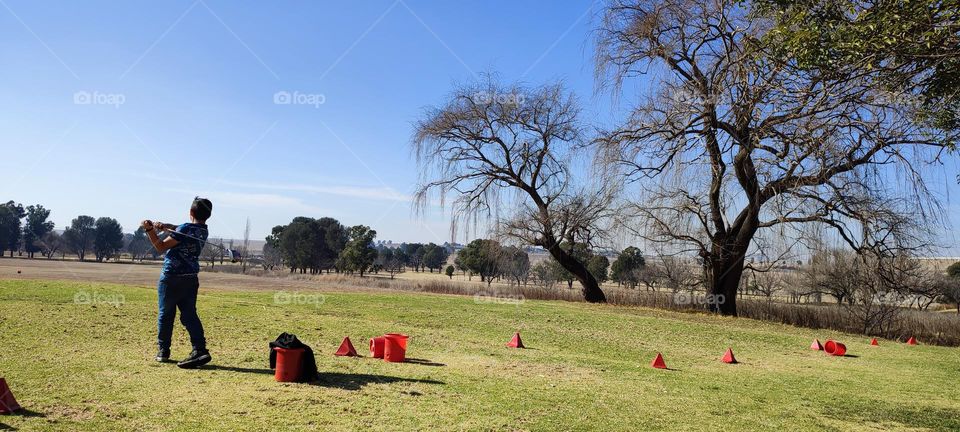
[161,223,208,276]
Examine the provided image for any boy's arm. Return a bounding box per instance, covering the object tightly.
[142,220,179,253]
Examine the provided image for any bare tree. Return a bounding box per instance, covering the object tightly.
[383,255,406,279]
[241,218,251,273]
[655,253,702,294]
[804,249,860,305]
[634,264,661,291]
[413,75,614,302]
[846,254,916,335]
[778,271,808,304]
[261,241,282,271]
[374,247,406,279]
[594,0,952,315]
[530,261,560,289]
[40,231,63,259]
[744,267,783,300]
[886,255,939,310]
[500,245,530,286]
[201,237,223,267]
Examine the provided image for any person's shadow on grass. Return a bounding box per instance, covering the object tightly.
[403,358,446,367]
[310,373,444,391]
[197,365,445,391]
[200,365,274,375]
[3,409,44,419]
[0,408,46,431]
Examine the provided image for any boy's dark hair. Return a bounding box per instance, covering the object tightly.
[191,197,213,222]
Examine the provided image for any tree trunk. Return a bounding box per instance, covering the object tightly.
[546,243,605,303]
[707,254,744,316]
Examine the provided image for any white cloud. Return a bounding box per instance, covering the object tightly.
[215,179,411,202]
[162,188,330,214]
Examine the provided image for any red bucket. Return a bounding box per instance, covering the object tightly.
[824,340,847,356]
[370,336,385,359]
[383,334,409,363]
[385,333,409,349]
[273,347,304,382]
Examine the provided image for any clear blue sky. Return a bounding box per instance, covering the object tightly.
[0,0,608,245]
[1,1,958,253]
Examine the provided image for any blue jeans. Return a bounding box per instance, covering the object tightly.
[157,274,206,351]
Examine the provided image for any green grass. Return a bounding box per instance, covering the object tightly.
[1,279,958,431]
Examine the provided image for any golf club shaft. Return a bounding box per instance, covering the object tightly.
[157,226,228,251]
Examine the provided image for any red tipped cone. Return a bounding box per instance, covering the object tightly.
[506,332,525,348]
[870,338,879,346]
[810,339,823,351]
[906,336,918,345]
[334,337,358,356]
[0,378,21,414]
[651,352,667,369]
[721,348,737,364]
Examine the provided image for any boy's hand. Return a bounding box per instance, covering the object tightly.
[141,220,154,231]
[154,222,173,232]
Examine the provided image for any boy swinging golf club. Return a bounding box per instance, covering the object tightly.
[142,197,213,369]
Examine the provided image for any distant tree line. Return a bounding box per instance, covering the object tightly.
[0,200,167,263]
[265,216,459,278]
[0,201,124,261]
[7,201,960,317]
[439,238,648,290]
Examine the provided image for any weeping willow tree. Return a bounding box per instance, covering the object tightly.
[594,0,953,315]
[412,75,615,302]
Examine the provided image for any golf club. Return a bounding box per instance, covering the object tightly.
[155,223,239,261]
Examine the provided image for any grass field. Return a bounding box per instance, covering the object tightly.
[1,268,959,430]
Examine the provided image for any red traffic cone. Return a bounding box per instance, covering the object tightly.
[906,336,918,345]
[0,378,21,414]
[334,337,358,357]
[810,339,823,351]
[721,348,737,364]
[651,352,667,369]
[506,332,525,349]
[870,338,879,346]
